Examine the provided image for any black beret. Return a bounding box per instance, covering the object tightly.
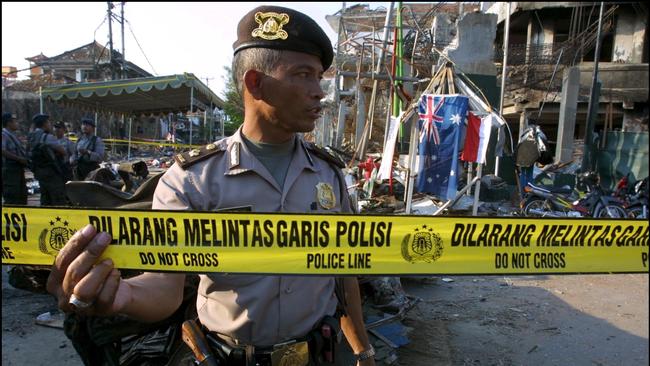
[81,117,95,127]
[233,5,333,71]
[32,113,49,124]
[2,112,16,123]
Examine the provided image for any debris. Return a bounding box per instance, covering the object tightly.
[441,278,454,283]
[35,311,65,329]
[527,345,538,354]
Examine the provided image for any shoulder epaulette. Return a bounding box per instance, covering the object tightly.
[174,140,227,170]
[304,142,345,169]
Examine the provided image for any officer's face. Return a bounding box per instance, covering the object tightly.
[260,51,325,134]
[54,127,64,138]
[6,119,19,131]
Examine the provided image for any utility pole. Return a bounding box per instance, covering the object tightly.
[121,2,125,79]
[581,1,604,173]
[107,1,115,80]
[204,77,215,89]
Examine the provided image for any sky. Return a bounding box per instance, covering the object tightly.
[2,2,389,97]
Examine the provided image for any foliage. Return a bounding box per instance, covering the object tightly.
[221,65,244,133]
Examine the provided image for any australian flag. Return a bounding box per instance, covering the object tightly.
[417,94,468,200]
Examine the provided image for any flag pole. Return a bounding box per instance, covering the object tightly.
[494,1,511,177]
[404,112,418,214]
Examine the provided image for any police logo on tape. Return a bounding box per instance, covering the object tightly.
[401,225,443,263]
[39,216,76,256]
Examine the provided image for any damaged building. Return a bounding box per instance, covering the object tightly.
[318,2,648,192]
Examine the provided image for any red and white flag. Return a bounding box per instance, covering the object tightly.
[461,112,492,164]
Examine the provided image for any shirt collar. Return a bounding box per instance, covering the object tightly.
[225,127,319,174]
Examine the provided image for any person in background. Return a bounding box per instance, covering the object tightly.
[73,117,105,180]
[2,112,28,204]
[53,121,75,182]
[27,113,67,206]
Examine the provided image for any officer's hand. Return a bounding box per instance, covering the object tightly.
[79,148,87,155]
[46,224,131,316]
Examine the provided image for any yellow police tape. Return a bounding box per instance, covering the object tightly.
[2,206,648,275]
[102,138,201,149]
[70,137,199,149]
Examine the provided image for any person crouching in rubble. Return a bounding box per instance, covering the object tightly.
[47,5,376,366]
[73,117,105,180]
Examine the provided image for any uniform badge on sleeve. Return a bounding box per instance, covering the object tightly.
[316,182,336,210]
[252,12,290,40]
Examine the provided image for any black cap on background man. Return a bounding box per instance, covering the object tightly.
[81,117,95,127]
[32,113,49,127]
[232,5,334,70]
[2,112,16,126]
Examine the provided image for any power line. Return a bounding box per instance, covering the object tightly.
[124,18,158,76]
[93,14,108,43]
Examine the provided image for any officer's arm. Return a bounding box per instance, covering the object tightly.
[119,272,186,322]
[45,134,66,156]
[89,137,105,162]
[337,170,375,365]
[2,147,27,164]
[340,278,375,366]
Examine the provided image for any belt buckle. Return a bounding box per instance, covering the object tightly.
[270,340,309,366]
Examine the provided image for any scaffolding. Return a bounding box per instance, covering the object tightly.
[329,2,480,160]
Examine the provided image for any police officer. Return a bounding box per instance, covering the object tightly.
[2,112,28,204]
[48,5,375,366]
[53,121,75,182]
[73,117,105,180]
[28,113,68,206]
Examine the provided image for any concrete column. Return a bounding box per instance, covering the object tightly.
[613,10,645,63]
[542,18,554,57]
[335,103,347,148]
[555,67,580,163]
[322,112,332,146]
[524,15,533,84]
[355,84,366,147]
[519,111,528,138]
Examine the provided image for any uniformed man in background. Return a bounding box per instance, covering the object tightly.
[2,112,28,204]
[48,5,375,366]
[28,113,67,206]
[53,121,75,182]
[73,117,105,180]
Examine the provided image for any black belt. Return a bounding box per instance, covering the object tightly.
[203,315,341,366]
[206,333,314,366]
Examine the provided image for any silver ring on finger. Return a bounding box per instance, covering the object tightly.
[69,294,94,309]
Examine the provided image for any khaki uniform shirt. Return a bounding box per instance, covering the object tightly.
[2,128,26,164]
[74,134,105,163]
[152,128,352,346]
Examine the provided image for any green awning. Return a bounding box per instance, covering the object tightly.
[42,73,224,115]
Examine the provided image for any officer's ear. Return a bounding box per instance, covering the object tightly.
[243,69,264,100]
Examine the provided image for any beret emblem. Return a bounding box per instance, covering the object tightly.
[252,12,290,40]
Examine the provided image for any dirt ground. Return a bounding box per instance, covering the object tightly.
[2,263,647,366]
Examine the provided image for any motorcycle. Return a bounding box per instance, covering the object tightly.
[613,174,648,219]
[521,171,627,218]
